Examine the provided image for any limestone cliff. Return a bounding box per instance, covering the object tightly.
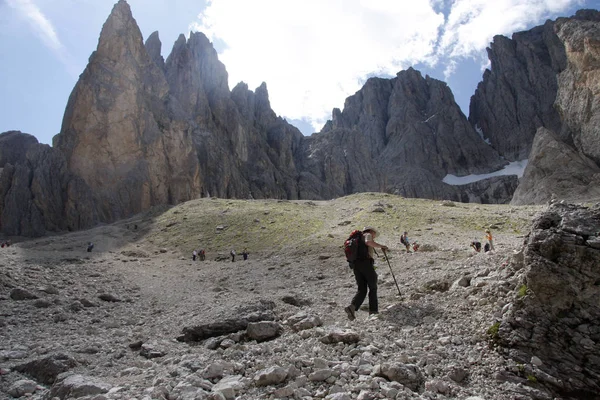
[0,131,97,237]
[469,20,566,161]
[299,70,510,202]
[511,11,600,205]
[54,0,202,221]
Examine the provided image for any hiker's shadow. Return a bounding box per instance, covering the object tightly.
[383,302,442,328]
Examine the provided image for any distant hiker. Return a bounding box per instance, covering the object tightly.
[87,242,94,252]
[345,226,388,321]
[192,249,198,261]
[242,248,249,261]
[5,240,10,247]
[412,241,420,252]
[230,249,236,262]
[1,242,4,248]
[400,232,410,253]
[484,243,491,252]
[485,229,495,251]
[199,249,206,261]
[470,241,481,252]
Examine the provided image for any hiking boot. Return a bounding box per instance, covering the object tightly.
[344,305,356,321]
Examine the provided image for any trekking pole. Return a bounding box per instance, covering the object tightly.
[382,249,402,297]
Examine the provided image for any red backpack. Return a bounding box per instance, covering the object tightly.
[344,230,367,263]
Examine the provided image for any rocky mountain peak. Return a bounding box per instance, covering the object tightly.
[145,31,165,71]
[97,0,143,58]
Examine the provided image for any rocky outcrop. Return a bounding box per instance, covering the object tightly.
[54,0,202,222]
[497,203,600,398]
[299,70,507,201]
[554,12,600,165]
[0,131,38,167]
[469,20,566,161]
[0,131,98,237]
[511,128,600,205]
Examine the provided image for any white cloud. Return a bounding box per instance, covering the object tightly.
[439,0,585,58]
[191,0,583,133]
[6,0,78,75]
[192,0,444,132]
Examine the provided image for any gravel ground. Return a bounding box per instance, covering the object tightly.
[0,196,552,400]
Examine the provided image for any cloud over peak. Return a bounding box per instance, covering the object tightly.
[194,0,584,133]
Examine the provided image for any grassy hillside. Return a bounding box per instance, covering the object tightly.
[127,193,540,258]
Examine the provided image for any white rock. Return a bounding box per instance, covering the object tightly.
[531,356,543,367]
[8,379,38,397]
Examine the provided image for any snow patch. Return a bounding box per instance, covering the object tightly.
[475,124,491,145]
[443,160,528,185]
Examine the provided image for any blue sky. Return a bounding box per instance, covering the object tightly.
[1,0,598,145]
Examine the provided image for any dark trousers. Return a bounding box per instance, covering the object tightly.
[351,258,378,313]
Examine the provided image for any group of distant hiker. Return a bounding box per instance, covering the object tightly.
[191,248,249,262]
[1,240,11,248]
[192,249,206,261]
[470,229,495,253]
[344,225,497,322]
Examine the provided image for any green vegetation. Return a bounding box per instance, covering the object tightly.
[517,284,528,298]
[487,322,501,340]
[527,374,537,383]
[129,192,542,258]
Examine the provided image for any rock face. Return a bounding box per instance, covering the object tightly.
[511,128,600,205]
[9,4,600,236]
[497,203,600,398]
[0,131,97,237]
[299,70,508,202]
[511,11,600,204]
[54,0,202,222]
[469,20,566,161]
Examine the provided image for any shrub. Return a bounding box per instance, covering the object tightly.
[487,322,500,340]
[517,284,527,298]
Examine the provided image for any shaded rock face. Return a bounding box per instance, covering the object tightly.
[511,128,600,205]
[469,20,566,161]
[0,132,98,237]
[0,131,38,167]
[511,11,600,205]
[498,203,600,398]
[54,0,202,222]
[299,70,507,202]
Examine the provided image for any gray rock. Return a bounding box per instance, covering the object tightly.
[49,374,112,399]
[379,363,424,391]
[9,288,38,300]
[246,321,281,342]
[320,329,360,344]
[496,203,600,396]
[14,353,78,384]
[511,128,600,205]
[7,379,38,397]
[254,366,287,386]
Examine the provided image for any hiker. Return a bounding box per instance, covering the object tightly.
[242,248,249,260]
[412,241,420,252]
[485,229,495,251]
[199,249,206,261]
[470,241,481,252]
[192,249,197,261]
[230,249,236,262]
[400,231,410,253]
[87,242,94,252]
[345,226,388,321]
